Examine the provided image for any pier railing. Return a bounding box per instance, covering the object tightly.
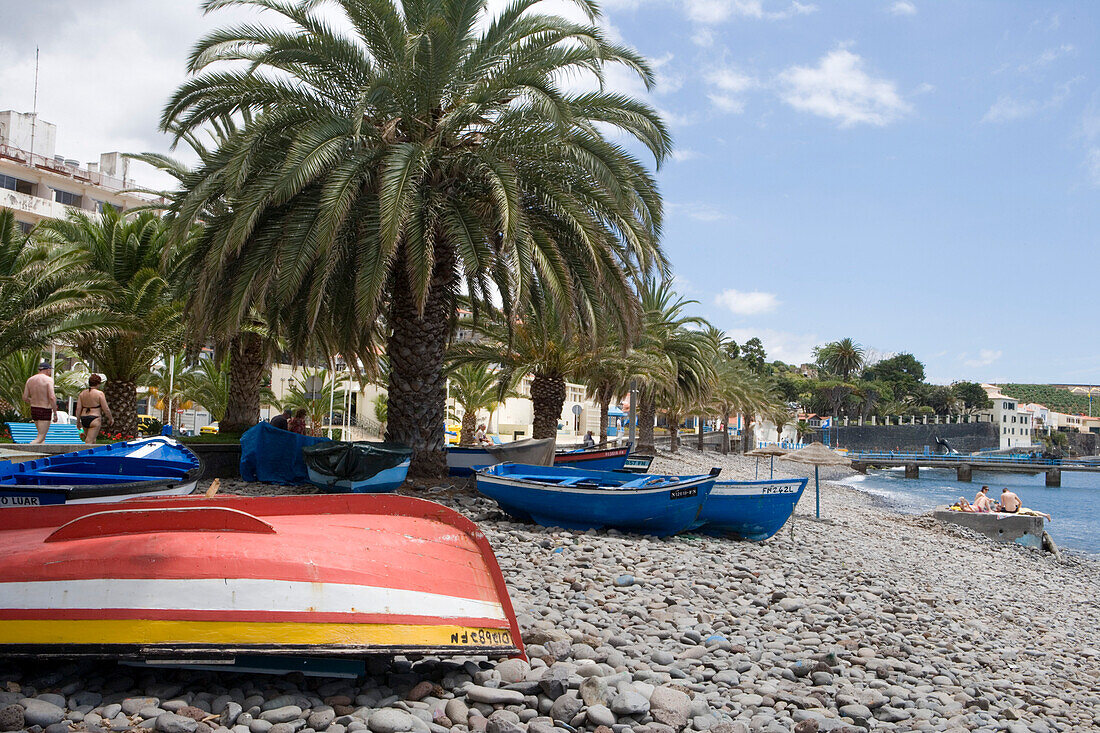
[845,450,1079,467]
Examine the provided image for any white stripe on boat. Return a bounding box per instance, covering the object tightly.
[0,578,506,619]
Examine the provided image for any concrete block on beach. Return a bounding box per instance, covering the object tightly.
[933,510,1044,549]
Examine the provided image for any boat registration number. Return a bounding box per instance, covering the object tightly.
[760,485,798,494]
[669,487,698,499]
[0,495,40,506]
[450,628,512,646]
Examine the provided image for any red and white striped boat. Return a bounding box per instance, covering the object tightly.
[0,494,524,664]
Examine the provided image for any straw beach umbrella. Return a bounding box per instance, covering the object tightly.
[780,442,851,519]
[747,445,789,479]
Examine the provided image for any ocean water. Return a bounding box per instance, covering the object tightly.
[839,467,1100,557]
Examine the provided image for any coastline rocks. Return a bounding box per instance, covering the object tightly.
[0,704,24,732]
[367,709,415,733]
[21,699,66,728]
[156,712,200,733]
[465,687,525,706]
[648,688,689,730]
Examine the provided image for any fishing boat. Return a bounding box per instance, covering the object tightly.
[475,463,720,537]
[694,478,808,541]
[622,454,654,473]
[303,441,413,493]
[0,493,525,669]
[446,438,555,476]
[553,442,632,471]
[0,437,202,507]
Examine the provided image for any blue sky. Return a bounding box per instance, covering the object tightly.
[1,1,1097,384]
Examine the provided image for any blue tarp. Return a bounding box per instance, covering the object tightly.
[240,421,330,484]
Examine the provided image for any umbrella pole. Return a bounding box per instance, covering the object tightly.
[815,465,820,519]
[755,457,759,479]
[770,455,774,479]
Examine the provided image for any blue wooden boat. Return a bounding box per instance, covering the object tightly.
[475,463,720,536]
[553,442,632,471]
[622,454,654,473]
[694,478,808,540]
[0,437,202,507]
[302,441,413,493]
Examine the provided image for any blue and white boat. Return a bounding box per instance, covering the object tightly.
[475,463,720,537]
[302,441,413,493]
[694,478,808,541]
[0,437,202,507]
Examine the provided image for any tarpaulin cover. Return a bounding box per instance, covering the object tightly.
[240,422,329,484]
[485,438,555,467]
[302,441,413,482]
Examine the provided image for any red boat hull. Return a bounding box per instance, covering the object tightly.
[0,494,524,660]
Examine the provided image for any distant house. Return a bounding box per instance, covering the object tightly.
[980,385,1035,449]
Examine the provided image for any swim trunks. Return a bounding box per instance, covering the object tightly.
[30,407,52,421]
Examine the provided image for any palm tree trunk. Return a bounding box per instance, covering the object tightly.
[386,246,454,478]
[599,400,609,446]
[460,409,477,447]
[668,410,680,453]
[530,371,565,440]
[636,390,656,453]
[105,378,137,437]
[721,412,731,454]
[696,418,705,451]
[741,412,755,454]
[222,333,264,433]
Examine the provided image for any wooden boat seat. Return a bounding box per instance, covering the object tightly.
[8,472,176,484]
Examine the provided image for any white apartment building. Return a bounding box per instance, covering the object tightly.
[0,110,150,231]
[981,385,1034,450]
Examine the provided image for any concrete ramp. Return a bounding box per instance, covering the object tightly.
[934,510,1044,549]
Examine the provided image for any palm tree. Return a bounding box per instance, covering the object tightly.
[0,210,111,364]
[795,419,815,444]
[160,0,669,476]
[575,325,635,446]
[141,354,193,429]
[283,368,347,436]
[815,338,865,380]
[446,363,517,446]
[450,298,588,440]
[37,209,185,435]
[631,280,710,453]
[181,354,232,423]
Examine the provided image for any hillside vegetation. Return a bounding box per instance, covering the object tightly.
[998,384,1096,416]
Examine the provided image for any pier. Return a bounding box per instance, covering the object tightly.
[846,451,1100,487]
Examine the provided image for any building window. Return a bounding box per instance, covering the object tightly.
[0,173,34,195]
[53,189,82,207]
[17,220,32,234]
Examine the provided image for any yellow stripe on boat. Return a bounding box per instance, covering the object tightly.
[0,620,514,648]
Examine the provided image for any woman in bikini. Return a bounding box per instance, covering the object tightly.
[77,374,113,445]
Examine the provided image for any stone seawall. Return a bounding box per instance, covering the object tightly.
[831,421,999,453]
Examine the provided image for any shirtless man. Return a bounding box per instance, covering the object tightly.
[22,361,57,444]
[998,488,1021,513]
[76,374,113,445]
[973,486,994,512]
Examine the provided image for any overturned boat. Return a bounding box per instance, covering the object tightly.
[475,463,720,537]
[0,437,201,507]
[446,438,556,476]
[303,441,413,493]
[0,494,525,666]
[694,478,808,541]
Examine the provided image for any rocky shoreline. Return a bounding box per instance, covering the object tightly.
[2,450,1098,733]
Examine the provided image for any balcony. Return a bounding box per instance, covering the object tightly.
[0,187,72,221]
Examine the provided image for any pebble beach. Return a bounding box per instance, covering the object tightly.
[2,450,1099,733]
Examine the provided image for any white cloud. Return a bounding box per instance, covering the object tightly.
[777,48,911,127]
[963,349,1003,368]
[889,1,917,16]
[670,148,702,162]
[982,77,1080,123]
[982,96,1040,123]
[715,289,780,315]
[683,0,815,25]
[705,67,757,113]
[668,202,728,221]
[1086,148,1100,185]
[724,328,818,364]
[1021,44,1076,71]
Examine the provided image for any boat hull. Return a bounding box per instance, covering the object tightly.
[622,454,654,473]
[447,439,555,476]
[475,464,717,537]
[306,459,411,493]
[0,494,524,660]
[695,478,807,540]
[0,437,202,505]
[553,444,631,471]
